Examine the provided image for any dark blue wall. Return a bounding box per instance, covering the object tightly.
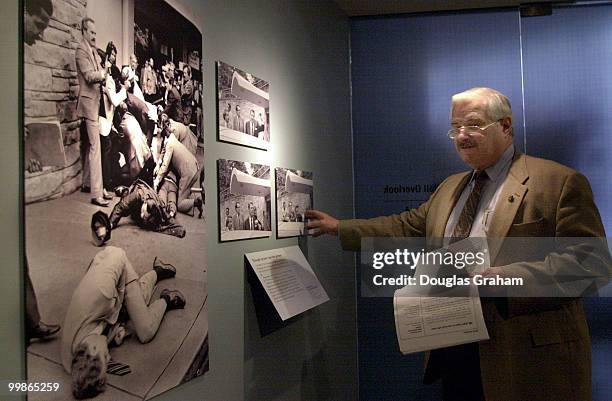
[351,5,612,401]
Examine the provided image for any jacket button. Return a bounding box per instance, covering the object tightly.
[508,195,514,203]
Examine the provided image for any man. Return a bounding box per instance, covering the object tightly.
[61,246,185,399]
[232,202,244,230]
[224,207,233,231]
[288,201,296,222]
[100,42,126,192]
[294,205,303,222]
[163,77,184,124]
[117,102,150,179]
[262,209,271,231]
[222,103,232,128]
[142,58,158,103]
[121,66,156,146]
[155,114,201,218]
[153,123,201,217]
[232,104,244,133]
[281,201,289,222]
[307,87,610,401]
[109,179,184,237]
[181,65,194,126]
[245,109,258,136]
[129,54,139,82]
[244,205,262,231]
[76,17,112,206]
[23,0,52,46]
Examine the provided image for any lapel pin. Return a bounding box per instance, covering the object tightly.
[508,195,515,203]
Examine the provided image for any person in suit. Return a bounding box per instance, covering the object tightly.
[244,205,262,230]
[294,205,303,222]
[181,65,194,126]
[76,17,112,206]
[245,109,258,136]
[222,103,232,128]
[163,77,184,124]
[224,207,233,231]
[232,202,244,230]
[153,126,202,217]
[99,42,126,192]
[232,104,244,133]
[61,247,185,399]
[156,114,200,219]
[262,209,271,231]
[306,87,610,401]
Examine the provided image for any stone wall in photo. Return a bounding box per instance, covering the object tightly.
[24,0,87,203]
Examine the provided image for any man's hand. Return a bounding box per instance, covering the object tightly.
[305,210,339,237]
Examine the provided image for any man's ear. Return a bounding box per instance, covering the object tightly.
[501,116,513,136]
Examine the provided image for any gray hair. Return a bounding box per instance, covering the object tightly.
[451,87,513,121]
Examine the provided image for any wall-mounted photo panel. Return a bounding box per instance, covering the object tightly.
[23,0,207,399]
[216,61,270,150]
[218,159,272,241]
[275,168,314,238]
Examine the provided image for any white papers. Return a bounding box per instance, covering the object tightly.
[245,246,329,321]
[393,239,490,354]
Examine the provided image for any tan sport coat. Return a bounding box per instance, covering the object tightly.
[339,151,610,401]
[75,39,105,121]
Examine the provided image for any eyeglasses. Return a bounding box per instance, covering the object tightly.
[447,120,500,139]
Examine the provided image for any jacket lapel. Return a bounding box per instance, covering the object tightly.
[430,172,471,238]
[486,151,529,262]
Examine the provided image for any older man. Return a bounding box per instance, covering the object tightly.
[307,87,610,401]
[76,17,111,206]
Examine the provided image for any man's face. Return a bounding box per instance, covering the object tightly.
[236,106,241,115]
[451,97,512,170]
[250,206,257,217]
[130,55,138,69]
[250,110,255,119]
[225,208,229,216]
[183,68,190,80]
[83,20,96,47]
[108,50,116,65]
[24,8,50,46]
[235,204,241,214]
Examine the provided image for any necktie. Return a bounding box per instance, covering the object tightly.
[450,170,488,243]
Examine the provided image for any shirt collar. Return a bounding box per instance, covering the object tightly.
[471,144,515,183]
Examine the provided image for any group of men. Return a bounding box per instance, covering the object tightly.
[24,2,197,398]
[74,14,202,223]
[280,201,304,222]
[224,201,271,231]
[222,103,268,139]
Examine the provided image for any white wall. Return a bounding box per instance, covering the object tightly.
[86,0,126,66]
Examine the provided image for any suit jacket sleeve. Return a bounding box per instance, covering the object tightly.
[337,178,449,251]
[75,47,105,84]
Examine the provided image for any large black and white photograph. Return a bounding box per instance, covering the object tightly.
[275,168,313,238]
[23,0,207,399]
[216,61,270,150]
[218,159,271,242]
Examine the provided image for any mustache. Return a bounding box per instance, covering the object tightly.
[457,140,476,149]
